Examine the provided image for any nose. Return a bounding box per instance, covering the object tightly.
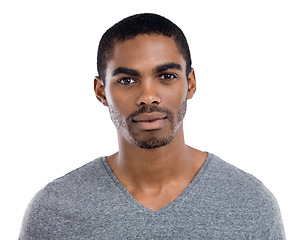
[136,80,161,106]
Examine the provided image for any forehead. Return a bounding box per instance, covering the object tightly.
[106,34,186,76]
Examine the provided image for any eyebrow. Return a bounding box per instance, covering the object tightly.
[112,62,182,77]
[112,67,141,77]
[153,62,182,73]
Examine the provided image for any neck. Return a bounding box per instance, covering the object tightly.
[106,124,205,190]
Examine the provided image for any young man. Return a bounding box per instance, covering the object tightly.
[19,13,286,239]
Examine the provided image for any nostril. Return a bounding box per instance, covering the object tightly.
[136,85,162,106]
[139,100,160,106]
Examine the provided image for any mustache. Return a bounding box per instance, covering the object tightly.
[127,105,173,121]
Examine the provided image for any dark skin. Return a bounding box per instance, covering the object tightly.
[94,34,207,211]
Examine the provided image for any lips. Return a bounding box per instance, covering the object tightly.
[132,112,167,130]
[132,112,167,122]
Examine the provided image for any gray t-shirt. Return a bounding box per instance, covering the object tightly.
[19,153,286,239]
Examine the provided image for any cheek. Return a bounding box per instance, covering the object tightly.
[162,83,188,107]
[106,88,132,117]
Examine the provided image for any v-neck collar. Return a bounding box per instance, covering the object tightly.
[100,153,212,214]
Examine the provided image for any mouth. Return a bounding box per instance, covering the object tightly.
[133,112,167,121]
[132,113,167,131]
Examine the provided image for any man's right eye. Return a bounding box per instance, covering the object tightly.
[117,78,136,85]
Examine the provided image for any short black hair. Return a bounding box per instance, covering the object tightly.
[97,13,192,82]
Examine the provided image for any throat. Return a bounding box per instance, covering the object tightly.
[106,144,208,211]
[129,181,190,211]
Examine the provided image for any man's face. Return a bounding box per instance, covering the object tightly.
[99,34,195,149]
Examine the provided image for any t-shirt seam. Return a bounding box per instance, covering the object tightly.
[99,153,214,215]
[99,157,130,198]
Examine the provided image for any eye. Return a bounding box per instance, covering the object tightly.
[159,73,177,80]
[117,77,136,85]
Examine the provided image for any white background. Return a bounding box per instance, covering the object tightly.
[1,0,302,239]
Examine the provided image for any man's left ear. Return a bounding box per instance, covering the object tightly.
[187,68,197,100]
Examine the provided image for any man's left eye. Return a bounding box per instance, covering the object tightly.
[159,74,177,80]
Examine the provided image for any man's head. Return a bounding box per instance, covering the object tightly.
[97,13,192,83]
[95,14,196,149]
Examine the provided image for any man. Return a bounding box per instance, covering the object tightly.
[19,13,285,239]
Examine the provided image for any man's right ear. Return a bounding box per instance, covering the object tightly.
[94,76,108,106]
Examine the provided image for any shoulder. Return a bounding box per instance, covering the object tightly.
[202,153,285,237]
[204,153,279,207]
[19,157,110,238]
[33,157,111,202]
[53,156,106,183]
[205,153,271,195]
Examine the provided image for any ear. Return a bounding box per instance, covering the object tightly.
[187,68,197,100]
[94,76,108,106]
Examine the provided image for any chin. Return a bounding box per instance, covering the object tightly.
[133,136,174,149]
